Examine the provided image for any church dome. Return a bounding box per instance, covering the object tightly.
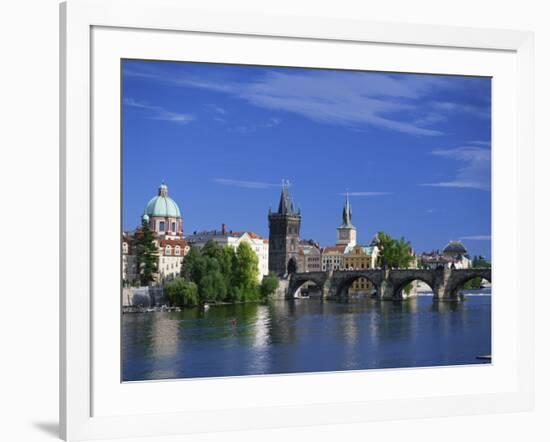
[144,183,181,218]
[443,240,467,256]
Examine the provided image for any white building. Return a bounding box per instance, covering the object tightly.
[186,225,269,281]
[321,245,346,271]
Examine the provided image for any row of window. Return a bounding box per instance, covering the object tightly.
[163,245,182,256]
[157,221,178,233]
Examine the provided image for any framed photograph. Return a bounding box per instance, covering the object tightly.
[60,0,534,440]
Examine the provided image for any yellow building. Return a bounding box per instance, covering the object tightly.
[343,245,379,294]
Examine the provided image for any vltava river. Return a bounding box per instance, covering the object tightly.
[122,291,491,381]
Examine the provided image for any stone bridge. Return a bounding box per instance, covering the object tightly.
[287,268,491,301]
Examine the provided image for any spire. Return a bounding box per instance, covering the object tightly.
[341,192,353,227]
[277,179,298,215]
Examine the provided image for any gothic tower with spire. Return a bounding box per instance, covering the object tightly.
[336,193,357,247]
[268,181,301,276]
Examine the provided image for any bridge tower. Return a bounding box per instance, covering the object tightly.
[268,180,302,277]
[336,193,357,247]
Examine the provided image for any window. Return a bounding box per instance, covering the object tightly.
[175,245,180,256]
[172,222,176,232]
[165,245,172,256]
[159,221,165,232]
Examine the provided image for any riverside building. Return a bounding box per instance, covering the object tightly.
[419,240,472,269]
[122,183,189,286]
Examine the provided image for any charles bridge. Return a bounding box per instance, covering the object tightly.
[287,267,492,300]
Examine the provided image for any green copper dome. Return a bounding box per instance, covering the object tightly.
[144,184,182,218]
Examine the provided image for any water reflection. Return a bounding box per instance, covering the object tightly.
[122,292,491,381]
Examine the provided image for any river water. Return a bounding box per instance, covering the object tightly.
[122,290,491,381]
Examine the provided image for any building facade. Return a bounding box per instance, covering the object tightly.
[343,245,380,294]
[298,239,322,273]
[185,226,269,281]
[268,181,301,276]
[122,183,189,286]
[419,240,472,269]
[321,245,346,271]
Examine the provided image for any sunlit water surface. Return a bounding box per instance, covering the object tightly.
[122,290,491,381]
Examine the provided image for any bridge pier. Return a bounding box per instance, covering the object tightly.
[379,279,396,300]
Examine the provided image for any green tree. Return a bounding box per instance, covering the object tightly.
[234,242,260,301]
[199,257,227,302]
[260,272,279,298]
[135,219,158,286]
[199,271,227,302]
[376,231,414,269]
[164,277,199,307]
[179,240,262,303]
[473,255,491,268]
[181,246,208,284]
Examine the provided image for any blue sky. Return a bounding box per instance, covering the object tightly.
[122,60,492,258]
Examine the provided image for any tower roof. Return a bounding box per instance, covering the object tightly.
[340,193,354,228]
[276,180,299,215]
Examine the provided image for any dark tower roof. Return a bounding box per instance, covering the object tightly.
[340,193,354,228]
[277,180,299,215]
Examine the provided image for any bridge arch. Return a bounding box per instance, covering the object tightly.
[445,269,492,299]
[391,276,436,299]
[334,273,381,299]
[287,272,328,299]
[387,269,441,300]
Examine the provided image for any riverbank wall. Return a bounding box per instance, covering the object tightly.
[122,287,164,307]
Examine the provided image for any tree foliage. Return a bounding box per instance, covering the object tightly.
[376,231,414,269]
[179,240,267,304]
[472,255,491,268]
[260,272,279,297]
[134,219,158,286]
[165,278,198,307]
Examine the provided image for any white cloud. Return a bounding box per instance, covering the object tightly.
[460,235,491,240]
[337,191,392,197]
[421,145,491,191]
[213,178,281,189]
[228,117,281,134]
[123,66,488,136]
[123,98,194,125]
[431,102,490,119]
[470,140,491,147]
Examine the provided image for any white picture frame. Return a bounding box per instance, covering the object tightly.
[60,0,534,440]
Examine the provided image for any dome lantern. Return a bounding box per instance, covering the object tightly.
[158,183,168,197]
